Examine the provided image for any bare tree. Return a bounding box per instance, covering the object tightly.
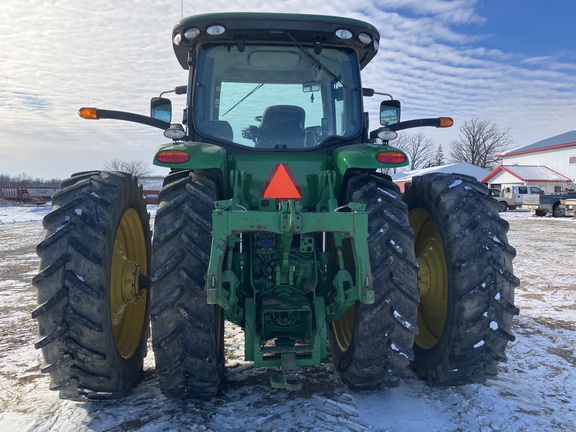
[450,118,514,169]
[104,159,153,178]
[394,132,436,170]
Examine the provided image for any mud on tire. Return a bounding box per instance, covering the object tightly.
[150,170,225,397]
[403,173,520,385]
[328,172,419,388]
[32,171,151,400]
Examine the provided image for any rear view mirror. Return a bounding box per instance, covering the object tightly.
[380,100,401,126]
[151,97,172,123]
[303,81,320,93]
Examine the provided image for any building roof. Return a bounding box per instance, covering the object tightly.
[391,162,490,183]
[499,130,576,157]
[139,176,164,191]
[480,165,573,184]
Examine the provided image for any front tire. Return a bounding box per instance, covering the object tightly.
[33,171,151,400]
[328,172,419,388]
[150,170,224,397]
[403,173,519,385]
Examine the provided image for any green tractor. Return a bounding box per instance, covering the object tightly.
[33,13,519,400]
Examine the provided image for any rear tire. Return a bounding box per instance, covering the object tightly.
[151,170,224,397]
[33,171,150,400]
[498,201,507,212]
[328,172,419,388]
[403,173,519,385]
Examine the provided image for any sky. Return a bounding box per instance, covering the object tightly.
[1,0,575,179]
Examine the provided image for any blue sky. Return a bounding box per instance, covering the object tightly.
[0,0,575,179]
[478,1,576,57]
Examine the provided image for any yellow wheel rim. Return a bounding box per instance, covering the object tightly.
[331,305,355,352]
[409,208,448,349]
[110,208,148,359]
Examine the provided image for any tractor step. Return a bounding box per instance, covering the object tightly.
[270,353,302,391]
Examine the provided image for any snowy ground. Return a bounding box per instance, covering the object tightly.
[0,204,574,431]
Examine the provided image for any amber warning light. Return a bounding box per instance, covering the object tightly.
[261,163,302,200]
[438,117,454,128]
[78,107,99,119]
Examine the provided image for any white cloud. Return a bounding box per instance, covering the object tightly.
[0,0,574,178]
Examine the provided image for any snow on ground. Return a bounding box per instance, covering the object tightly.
[0,205,574,431]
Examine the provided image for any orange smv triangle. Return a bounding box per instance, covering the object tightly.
[261,163,302,200]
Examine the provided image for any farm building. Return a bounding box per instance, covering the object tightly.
[488,130,576,191]
[480,165,573,193]
[391,162,490,192]
[139,176,163,204]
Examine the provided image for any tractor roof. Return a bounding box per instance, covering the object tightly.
[172,12,380,70]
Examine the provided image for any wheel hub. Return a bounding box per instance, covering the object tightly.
[417,256,431,298]
[409,208,448,349]
[121,260,143,304]
[110,208,149,359]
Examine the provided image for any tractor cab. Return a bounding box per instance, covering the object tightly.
[155,13,382,153]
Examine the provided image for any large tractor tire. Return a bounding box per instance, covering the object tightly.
[32,171,151,400]
[150,170,225,397]
[328,172,419,388]
[403,173,519,385]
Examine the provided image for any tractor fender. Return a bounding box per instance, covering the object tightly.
[153,141,227,174]
[333,143,408,191]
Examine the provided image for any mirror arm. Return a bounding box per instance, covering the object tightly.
[370,117,452,139]
[159,85,187,98]
[95,109,171,130]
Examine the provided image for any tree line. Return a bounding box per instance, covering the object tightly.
[0,173,63,187]
[390,117,514,172]
[1,159,153,187]
[2,118,512,185]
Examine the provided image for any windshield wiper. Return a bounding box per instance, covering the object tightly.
[283,32,346,88]
[222,83,265,117]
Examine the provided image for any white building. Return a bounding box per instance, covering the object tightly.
[495,130,576,185]
[480,165,573,193]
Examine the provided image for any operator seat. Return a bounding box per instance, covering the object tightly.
[257,105,306,148]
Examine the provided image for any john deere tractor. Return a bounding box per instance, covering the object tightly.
[33,13,519,400]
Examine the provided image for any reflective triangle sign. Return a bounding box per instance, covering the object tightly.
[261,163,302,200]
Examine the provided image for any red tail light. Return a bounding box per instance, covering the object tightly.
[375,151,407,164]
[156,150,190,163]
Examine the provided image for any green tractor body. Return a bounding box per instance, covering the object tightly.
[33,12,519,399]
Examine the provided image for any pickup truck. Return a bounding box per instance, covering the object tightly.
[523,192,576,217]
[494,185,544,212]
[561,197,576,218]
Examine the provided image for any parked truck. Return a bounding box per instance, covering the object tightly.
[524,191,576,217]
[561,197,576,218]
[32,12,519,400]
[494,185,543,212]
[0,186,58,204]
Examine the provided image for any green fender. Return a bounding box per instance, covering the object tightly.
[333,143,409,192]
[153,141,227,173]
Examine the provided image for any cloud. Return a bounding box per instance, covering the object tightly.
[0,0,574,178]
